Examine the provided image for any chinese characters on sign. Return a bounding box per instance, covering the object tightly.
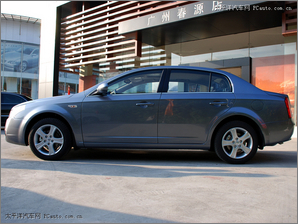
[146,1,251,27]
[162,11,170,23]
[119,1,257,34]
[212,1,250,11]
[212,1,223,11]
[147,15,155,26]
[194,3,204,15]
[177,7,187,19]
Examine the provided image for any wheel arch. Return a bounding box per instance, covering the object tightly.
[24,112,76,147]
[210,115,265,151]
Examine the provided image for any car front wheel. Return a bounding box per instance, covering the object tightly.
[214,121,258,164]
[19,61,28,72]
[28,118,72,160]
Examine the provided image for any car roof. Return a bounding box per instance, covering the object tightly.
[103,66,246,87]
[1,92,32,101]
[2,92,23,96]
[104,66,233,82]
[86,66,264,95]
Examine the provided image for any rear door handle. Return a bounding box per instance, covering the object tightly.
[136,102,155,108]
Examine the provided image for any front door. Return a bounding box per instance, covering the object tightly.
[81,69,163,146]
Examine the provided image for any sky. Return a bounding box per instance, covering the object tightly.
[1,1,69,19]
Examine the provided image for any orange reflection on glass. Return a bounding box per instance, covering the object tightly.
[252,54,295,114]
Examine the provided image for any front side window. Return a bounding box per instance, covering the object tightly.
[108,70,162,94]
[167,70,210,93]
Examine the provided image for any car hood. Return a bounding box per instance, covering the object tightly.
[33,94,74,103]
[4,52,22,61]
[15,94,74,109]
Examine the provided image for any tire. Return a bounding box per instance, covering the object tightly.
[214,121,258,164]
[19,61,28,72]
[28,118,72,160]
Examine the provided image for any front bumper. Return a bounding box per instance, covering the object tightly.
[5,116,26,146]
[4,63,17,71]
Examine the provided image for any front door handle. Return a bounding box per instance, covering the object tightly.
[136,102,155,108]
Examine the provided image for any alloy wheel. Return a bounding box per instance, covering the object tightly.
[33,124,64,156]
[221,127,253,159]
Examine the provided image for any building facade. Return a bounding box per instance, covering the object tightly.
[55,1,297,124]
[1,14,41,99]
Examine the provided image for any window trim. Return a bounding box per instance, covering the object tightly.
[209,72,233,93]
[164,69,211,93]
[109,69,164,95]
[89,69,166,96]
[88,68,235,97]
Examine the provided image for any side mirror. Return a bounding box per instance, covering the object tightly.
[95,83,108,96]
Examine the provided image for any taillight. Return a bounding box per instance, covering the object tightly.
[285,97,292,119]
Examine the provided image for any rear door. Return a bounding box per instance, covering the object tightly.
[158,69,235,144]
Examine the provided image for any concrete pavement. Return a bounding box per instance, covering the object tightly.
[1,130,297,223]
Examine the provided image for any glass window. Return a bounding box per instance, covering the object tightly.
[167,70,210,93]
[58,82,78,95]
[2,42,22,72]
[21,78,31,97]
[1,41,40,99]
[22,44,40,74]
[210,73,232,92]
[107,70,162,94]
[212,49,249,60]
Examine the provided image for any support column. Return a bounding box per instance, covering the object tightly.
[79,64,96,92]
[6,77,18,93]
[294,45,297,125]
[31,79,38,99]
[79,75,97,93]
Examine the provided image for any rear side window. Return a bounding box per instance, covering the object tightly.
[210,73,232,92]
[167,70,210,93]
[1,94,26,104]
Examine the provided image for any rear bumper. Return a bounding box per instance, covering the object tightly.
[291,126,297,139]
[264,119,294,146]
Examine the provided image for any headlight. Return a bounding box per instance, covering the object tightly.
[8,61,18,65]
[9,105,26,119]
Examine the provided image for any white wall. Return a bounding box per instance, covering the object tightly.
[1,20,40,44]
[1,1,69,99]
[1,17,41,99]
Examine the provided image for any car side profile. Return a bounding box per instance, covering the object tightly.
[5,66,294,163]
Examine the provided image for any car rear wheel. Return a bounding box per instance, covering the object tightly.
[214,121,258,164]
[28,118,72,160]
